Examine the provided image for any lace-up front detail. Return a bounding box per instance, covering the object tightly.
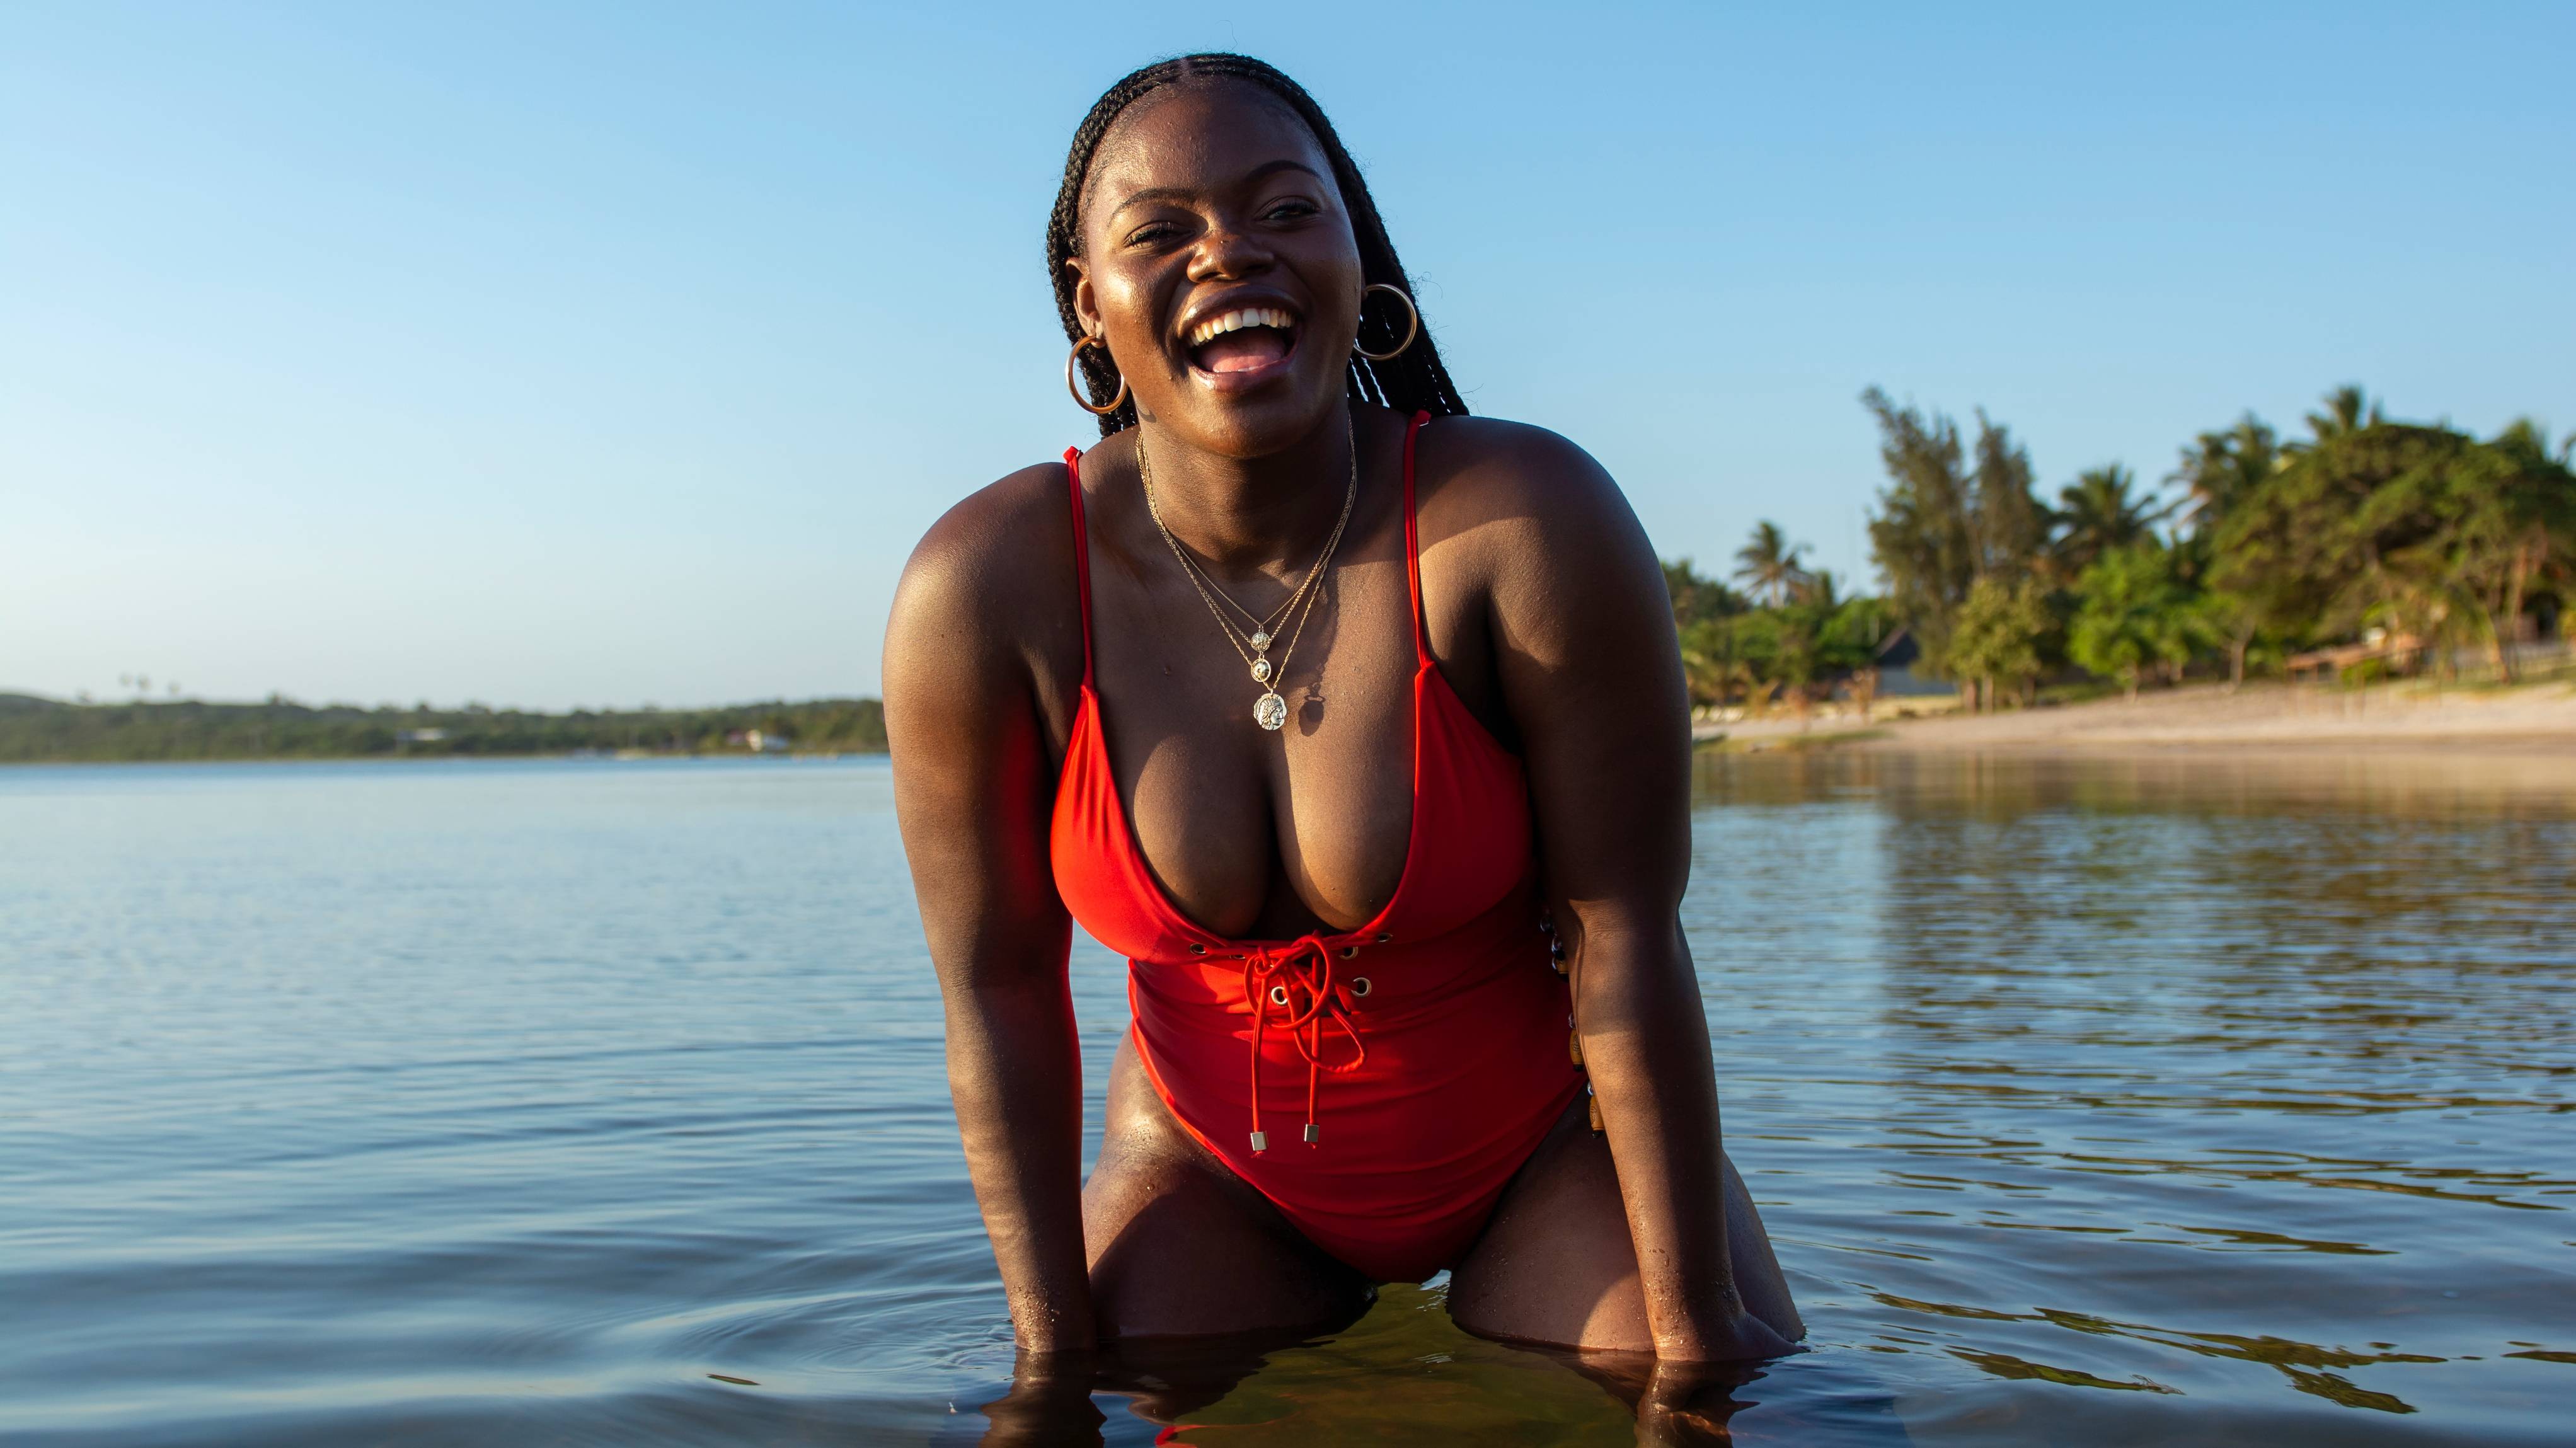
[1234,934,1369,1151]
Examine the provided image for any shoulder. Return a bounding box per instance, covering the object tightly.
[892,462,1074,636]
[899,461,1072,599]
[1406,414,1653,578]
[886,460,1082,702]
[1408,414,1639,546]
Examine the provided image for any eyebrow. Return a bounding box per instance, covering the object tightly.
[1108,159,1328,218]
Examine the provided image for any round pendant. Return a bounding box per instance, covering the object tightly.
[1254,691,1288,730]
[1250,629,1272,651]
[1250,657,1272,684]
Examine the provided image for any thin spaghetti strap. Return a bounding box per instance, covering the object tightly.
[1400,411,1432,664]
[1063,447,1096,687]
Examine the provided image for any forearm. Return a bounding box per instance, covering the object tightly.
[944,971,1095,1353]
[1570,915,1742,1356]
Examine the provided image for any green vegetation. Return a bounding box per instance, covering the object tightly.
[0,694,885,764]
[1672,384,2576,715]
[1665,548,1894,717]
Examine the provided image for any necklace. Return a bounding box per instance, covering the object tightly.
[1137,417,1359,731]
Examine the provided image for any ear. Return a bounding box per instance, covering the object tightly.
[1066,257,1102,339]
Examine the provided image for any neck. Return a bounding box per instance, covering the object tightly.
[1133,404,1358,577]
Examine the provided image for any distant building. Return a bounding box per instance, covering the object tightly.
[1872,629,1953,697]
[396,728,447,744]
[744,729,788,753]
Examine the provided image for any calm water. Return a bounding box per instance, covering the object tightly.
[3,753,2571,1445]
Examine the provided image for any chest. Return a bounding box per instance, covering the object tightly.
[1081,534,1430,939]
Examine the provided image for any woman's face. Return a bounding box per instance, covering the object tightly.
[1069,81,1365,458]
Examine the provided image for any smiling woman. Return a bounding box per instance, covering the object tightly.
[882,53,1800,1439]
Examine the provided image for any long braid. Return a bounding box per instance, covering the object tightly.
[1046,54,1469,437]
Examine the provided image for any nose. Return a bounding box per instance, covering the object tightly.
[1186,217,1274,284]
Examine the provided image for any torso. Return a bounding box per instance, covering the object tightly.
[1035,410,1582,1283]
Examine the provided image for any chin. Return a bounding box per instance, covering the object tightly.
[1156,371,1348,459]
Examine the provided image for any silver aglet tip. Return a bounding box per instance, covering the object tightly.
[1249,1131,1268,1152]
[1302,1124,1321,1144]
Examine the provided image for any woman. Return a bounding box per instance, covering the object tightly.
[885,54,1802,1380]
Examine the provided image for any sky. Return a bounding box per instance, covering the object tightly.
[6,2,2570,710]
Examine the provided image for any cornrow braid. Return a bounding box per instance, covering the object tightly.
[1045,53,1469,437]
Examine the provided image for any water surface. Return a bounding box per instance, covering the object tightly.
[2,753,2569,1444]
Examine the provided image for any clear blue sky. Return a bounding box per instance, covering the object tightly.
[6,2,2569,709]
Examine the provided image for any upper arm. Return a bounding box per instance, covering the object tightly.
[884,467,1078,990]
[1444,425,1693,931]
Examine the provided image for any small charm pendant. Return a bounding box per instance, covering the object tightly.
[1249,629,1271,651]
[1251,657,1273,684]
[1255,691,1288,730]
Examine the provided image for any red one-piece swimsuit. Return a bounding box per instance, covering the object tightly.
[1049,411,1586,1284]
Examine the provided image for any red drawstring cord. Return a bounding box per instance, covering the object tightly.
[1237,935,1367,1152]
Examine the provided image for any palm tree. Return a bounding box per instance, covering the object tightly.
[2303,384,2382,445]
[2054,465,2176,575]
[1734,520,1813,607]
[2172,415,2280,534]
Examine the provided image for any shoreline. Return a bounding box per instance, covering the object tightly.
[1701,677,2576,756]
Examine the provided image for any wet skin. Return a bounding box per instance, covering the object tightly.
[882,77,1802,1420]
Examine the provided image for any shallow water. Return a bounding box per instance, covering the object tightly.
[2,753,2570,1445]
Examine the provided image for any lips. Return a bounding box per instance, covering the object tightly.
[1182,304,1299,382]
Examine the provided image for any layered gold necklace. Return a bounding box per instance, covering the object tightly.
[1137,418,1359,732]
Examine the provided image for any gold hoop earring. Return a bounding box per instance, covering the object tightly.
[1066,335,1129,416]
[1354,283,1420,362]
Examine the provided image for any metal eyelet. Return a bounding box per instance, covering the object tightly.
[1340,945,1357,958]
[1375,933,1391,943]
[1189,943,1207,955]
[1350,977,1372,997]
[1268,985,1290,1006]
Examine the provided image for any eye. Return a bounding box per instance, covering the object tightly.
[1122,221,1182,248]
[1263,198,1320,222]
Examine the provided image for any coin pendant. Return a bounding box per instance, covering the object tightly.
[1255,691,1288,730]
[1251,657,1272,684]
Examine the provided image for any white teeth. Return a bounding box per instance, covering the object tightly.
[1186,307,1295,347]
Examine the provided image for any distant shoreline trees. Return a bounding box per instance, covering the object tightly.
[0,695,887,763]
[1669,385,2574,715]
[1852,384,2573,709]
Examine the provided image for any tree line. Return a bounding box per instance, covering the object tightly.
[0,694,887,763]
[1667,386,2575,712]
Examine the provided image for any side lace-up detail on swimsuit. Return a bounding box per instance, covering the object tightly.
[1049,412,1585,1283]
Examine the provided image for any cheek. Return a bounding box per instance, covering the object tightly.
[1092,271,1171,363]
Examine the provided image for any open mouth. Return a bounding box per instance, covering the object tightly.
[1183,306,1299,379]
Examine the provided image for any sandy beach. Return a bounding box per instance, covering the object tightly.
[1705,676,2576,755]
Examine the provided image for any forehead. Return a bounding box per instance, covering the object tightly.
[1081,80,1336,224]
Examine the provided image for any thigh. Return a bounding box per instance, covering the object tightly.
[1445,1096,1802,1352]
[1083,1034,1372,1340]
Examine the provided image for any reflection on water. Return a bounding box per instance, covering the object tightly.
[1,754,2570,1445]
[1693,750,2576,1445]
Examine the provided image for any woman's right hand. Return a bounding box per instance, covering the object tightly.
[977,1348,1105,1448]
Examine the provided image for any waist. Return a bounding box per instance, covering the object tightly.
[1127,885,1550,1026]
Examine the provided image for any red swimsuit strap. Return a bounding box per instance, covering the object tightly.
[1400,411,1432,667]
[1062,447,1094,688]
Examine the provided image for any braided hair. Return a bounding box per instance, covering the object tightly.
[1047,53,1469,437]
